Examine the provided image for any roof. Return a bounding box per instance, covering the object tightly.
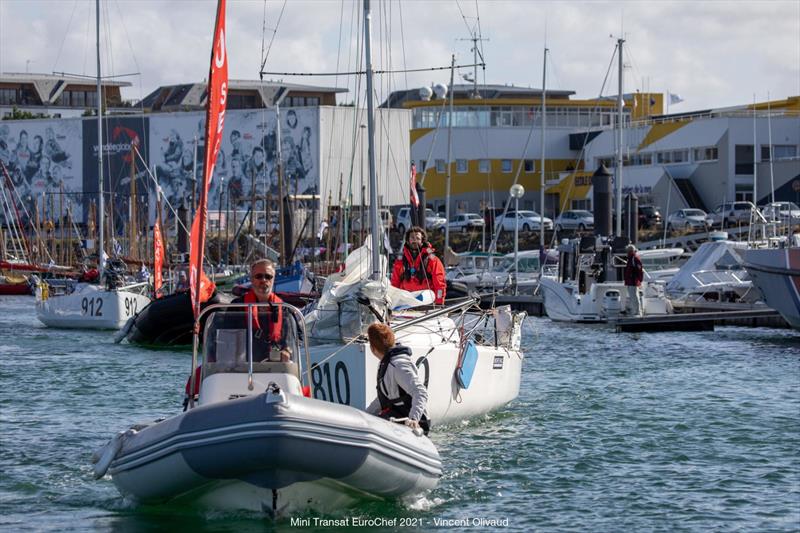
[139,79,347,111]
[383,83,575,108]
[0,72,130,107]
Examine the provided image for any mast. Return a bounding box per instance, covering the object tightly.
[95,0,105,278]
[276,103,286,267]
[540,47,547,250]
[615,37,624,237]
[444,54,455,256]
[363,0,380,279]
[752,93,758,207]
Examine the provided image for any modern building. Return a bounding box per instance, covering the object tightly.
[0,72,131,119]
[396,83,799,220]
[579,96,800,212]
[139,79,344,112]
[0,78,410,230]
[394,83,662,217]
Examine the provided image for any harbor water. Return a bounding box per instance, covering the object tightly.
[1,295,798,531]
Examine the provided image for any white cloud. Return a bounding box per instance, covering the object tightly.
[1,0,797,111]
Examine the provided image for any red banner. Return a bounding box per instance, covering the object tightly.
[189,0,227,319]
[153,218,165,298]
[410,162,419,207]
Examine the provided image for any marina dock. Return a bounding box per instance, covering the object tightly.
[611,308,786,332]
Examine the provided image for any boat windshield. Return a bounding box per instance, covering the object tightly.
[202,305,302,373]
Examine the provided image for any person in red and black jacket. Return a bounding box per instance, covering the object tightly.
[390,226,446,304]
[623,244,644,316]
[232,258,294,361]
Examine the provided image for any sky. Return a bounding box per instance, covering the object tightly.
[1,0,798,112]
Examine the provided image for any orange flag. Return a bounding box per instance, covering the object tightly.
[153,217,165,298]
[189,0,227,318]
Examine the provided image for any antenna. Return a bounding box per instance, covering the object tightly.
[457,31,489,99]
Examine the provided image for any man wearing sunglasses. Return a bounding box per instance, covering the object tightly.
[232,259,293,362]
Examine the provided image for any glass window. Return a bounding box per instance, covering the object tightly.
[734,144,754,175]
[694,146,718,162]
[524,160,535,172]
[774,145,797,160]
[435,159,446,173]
[501,159,512,173]
[419,160,427,172]
[456,159,468,173]
[478,159,490,173]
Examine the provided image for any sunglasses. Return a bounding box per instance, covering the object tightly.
[253,273,274,281]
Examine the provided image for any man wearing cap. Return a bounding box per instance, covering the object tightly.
[624,244,644,316]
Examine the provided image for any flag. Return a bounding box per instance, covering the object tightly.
[189,0,227,319]
[669,92,684,105]
[153,217,165,298]
[410,162,419,207]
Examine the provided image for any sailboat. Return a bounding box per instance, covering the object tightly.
[94,0,440,515]
[34,0,150,329]
[303,3,525,425]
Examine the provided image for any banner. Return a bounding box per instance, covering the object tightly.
[410,162,419,207]
[189,0,227,318]
[153,215,165,298]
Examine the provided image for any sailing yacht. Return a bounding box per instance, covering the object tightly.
[35,0,150,329]
[303,1,525,424]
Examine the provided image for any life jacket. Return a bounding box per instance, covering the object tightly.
[243,289,283,343]
[400,244,434,283]
[376,345,430,433]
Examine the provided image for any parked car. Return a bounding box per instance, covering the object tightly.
[396,207,447,235]
[554,210,594,232]
[448,213,485,233]
[496,210,553,232]
[666,208,709,232]
[350,208,393,232]
[760,201,800,223]
[705,201,758,227]
[637,205,662,229]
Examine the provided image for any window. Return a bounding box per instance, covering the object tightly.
[0,88,16,105]
[418,160,427,172]
[657,151,672,164]
[572,199,591,211]
[501,159,512,173]
[672,150,688,163]
[694,146,718,162]
[524,159,535,172]
[734,145,754,175]
[435,159,446,173]
[456,159,468,173]
[763,145,798,161]
[478,159,490,173]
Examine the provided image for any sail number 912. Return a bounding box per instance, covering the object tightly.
[81,297,103,316]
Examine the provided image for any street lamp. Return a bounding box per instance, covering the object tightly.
[509,184,525,295]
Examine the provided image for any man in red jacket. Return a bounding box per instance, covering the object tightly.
[391,226,446,304]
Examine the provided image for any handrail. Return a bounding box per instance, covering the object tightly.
[189,301,311,408]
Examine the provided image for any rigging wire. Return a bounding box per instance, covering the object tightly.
[51,0,80,73]
[259,62,485,77]
[258,0,288,76]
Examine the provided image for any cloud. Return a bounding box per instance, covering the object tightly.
[1,0,797,111]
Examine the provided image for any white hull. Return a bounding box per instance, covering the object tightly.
[97,385,441,516]
[540,278,671,323]
[36,283,150,330]
[743,247,800,330]
[307,313,524,424]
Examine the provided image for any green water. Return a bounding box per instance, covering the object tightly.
[1,296,798,531]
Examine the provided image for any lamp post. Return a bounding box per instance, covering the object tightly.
[509,184,525,295]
